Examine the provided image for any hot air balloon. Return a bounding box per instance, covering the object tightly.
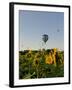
[57,29,60,32]
[42,34,48,50]
[42,34,48,44]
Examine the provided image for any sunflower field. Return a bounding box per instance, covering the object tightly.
[19,48,64,79]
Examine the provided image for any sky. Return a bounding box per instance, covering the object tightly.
[19,10,64,51]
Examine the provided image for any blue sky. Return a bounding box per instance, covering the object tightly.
[19,10,64,51]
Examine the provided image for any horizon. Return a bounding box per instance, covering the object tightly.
[19,48,64,52]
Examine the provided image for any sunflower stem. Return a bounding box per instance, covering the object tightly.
[37,66,38,78]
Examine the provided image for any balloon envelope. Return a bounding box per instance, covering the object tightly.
[42,34,48,43]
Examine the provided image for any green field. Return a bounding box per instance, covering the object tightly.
[19,49,64,79]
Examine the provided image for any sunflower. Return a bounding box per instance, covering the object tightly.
[45,53,53,64]
[53,48,57,53]
[34,59,39,65]
[51,54,56,66]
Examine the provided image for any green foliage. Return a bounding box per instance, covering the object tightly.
[19,50,64,79]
